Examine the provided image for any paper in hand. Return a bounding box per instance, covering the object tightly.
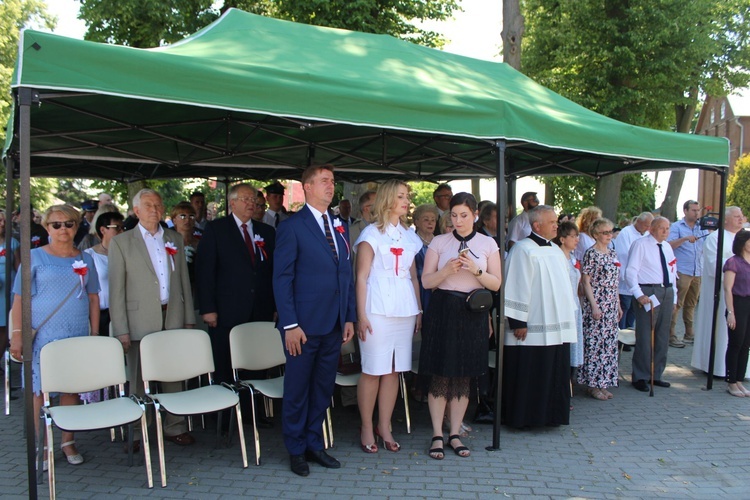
[643,294,660,312]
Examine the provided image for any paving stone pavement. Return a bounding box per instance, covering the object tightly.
[3,322,750,499]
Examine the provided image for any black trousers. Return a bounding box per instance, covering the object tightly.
[726,295,750,383]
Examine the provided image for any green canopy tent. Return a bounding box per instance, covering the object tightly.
[3,9,730,496]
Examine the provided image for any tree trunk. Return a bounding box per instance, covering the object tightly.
[658,92,697,221]
[502,0,524,71]
[594,174,623,220]
[471,179,481,200]
[544,181,555,208]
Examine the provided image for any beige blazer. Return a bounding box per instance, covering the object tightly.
[108,225,195,341]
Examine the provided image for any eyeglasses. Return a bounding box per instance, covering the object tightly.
[176,214,195,220]
[600,230,614,236]
[106,224,124,232]
[48,220,76,230]
[235,196,255,204]
[256,203,268,209]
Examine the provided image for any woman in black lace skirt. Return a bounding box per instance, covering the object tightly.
[419,193,502,459]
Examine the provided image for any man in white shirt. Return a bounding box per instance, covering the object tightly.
[506,191,540,250]
[624,216,677,392]
[616,212,653,329]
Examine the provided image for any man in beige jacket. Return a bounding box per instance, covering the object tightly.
[109,188,196,448]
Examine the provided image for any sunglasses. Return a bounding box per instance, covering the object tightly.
[48,220,76,230]
[176,214,195,220]
[106,224,124,232]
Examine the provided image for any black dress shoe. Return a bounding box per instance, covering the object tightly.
[305,449,341,469]
[652,380,671,388]
[290,454,309,476]
[632,379,649,392]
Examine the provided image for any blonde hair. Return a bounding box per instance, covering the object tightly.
[576,206,603,235]
[439,211,453,234]
[590,217,614,237]
[42,204,81,226]
[371,179,410,232]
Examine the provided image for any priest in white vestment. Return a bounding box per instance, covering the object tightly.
[692,207,746,378]
[503,206,578,428]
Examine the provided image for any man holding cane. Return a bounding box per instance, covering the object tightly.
[624,217,678,393]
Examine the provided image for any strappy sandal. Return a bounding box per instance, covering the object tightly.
[428,436,444,460]
[587,388,608,401]
[601,388,614,400]
[447,434,470,457]
[61,440,84,465]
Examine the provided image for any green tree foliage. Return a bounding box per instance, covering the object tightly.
[542,173,654,222]
[523,0,750,129]
[0,0,54,142]
[522,0,750,218]
[78,0,217,47]
[727,154,750,211]
[78,0,459,48]
[408,180,438,207]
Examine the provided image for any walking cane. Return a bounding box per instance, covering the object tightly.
[650,300,655,397]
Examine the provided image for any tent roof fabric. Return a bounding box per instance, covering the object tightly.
[5,8,728,182]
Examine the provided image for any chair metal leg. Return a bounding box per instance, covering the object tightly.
[326,407,334,448]
[45,414,55,500]
[250,390,261,465]
[322,418,329,449]
[234,403,249,468]
[400,373,411,434]
[154,403,167,487]
[139,411,154,488]
[36,415,45,485]
[4,350,10,415]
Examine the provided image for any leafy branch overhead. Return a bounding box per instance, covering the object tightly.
[78,0,460,48]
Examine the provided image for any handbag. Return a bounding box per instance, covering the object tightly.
[466,288,493,312]
[30,282,81,338]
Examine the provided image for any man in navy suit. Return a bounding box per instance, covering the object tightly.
[196,183,276,386]
[273,164,356,476]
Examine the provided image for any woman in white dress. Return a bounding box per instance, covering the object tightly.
[355,180,422,454]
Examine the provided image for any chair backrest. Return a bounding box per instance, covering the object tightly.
[229,322,286,372]
[140,329,214,383]
[40,336,127,394]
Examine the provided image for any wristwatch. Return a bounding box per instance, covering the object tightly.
[474,268,483,277]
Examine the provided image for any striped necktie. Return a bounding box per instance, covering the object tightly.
[322,214,338,261]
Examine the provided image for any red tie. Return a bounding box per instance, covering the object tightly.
[241,223,256,266]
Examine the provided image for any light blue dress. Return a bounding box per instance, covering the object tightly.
[0,237,20,326]
[567,256,584,367]
[12,248,99,394]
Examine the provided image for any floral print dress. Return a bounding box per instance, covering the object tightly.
[577,246,621,389]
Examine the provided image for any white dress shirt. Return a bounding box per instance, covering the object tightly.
[624,233,678,304]
[615,224,647,294]
[137,223,170,304]
[507,210,531,244]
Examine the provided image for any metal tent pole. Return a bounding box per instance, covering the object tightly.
[706,169,728,390]
[18,87,38,499]
[488,140,506,451]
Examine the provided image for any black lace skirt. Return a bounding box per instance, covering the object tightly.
[419,289,489,378]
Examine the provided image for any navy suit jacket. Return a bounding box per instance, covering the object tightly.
[273,205,356,336]
[196,216,276,326]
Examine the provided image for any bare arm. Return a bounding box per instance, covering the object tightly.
[421,248,461,290]
[582,273,601,320]
[355,242,374,341]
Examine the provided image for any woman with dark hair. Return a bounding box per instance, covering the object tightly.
[723,229,750,397]
[419,192,502,459]
[553,221,583,371]
[84,211,124,338]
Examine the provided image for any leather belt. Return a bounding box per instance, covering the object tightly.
[639,283,671,288]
